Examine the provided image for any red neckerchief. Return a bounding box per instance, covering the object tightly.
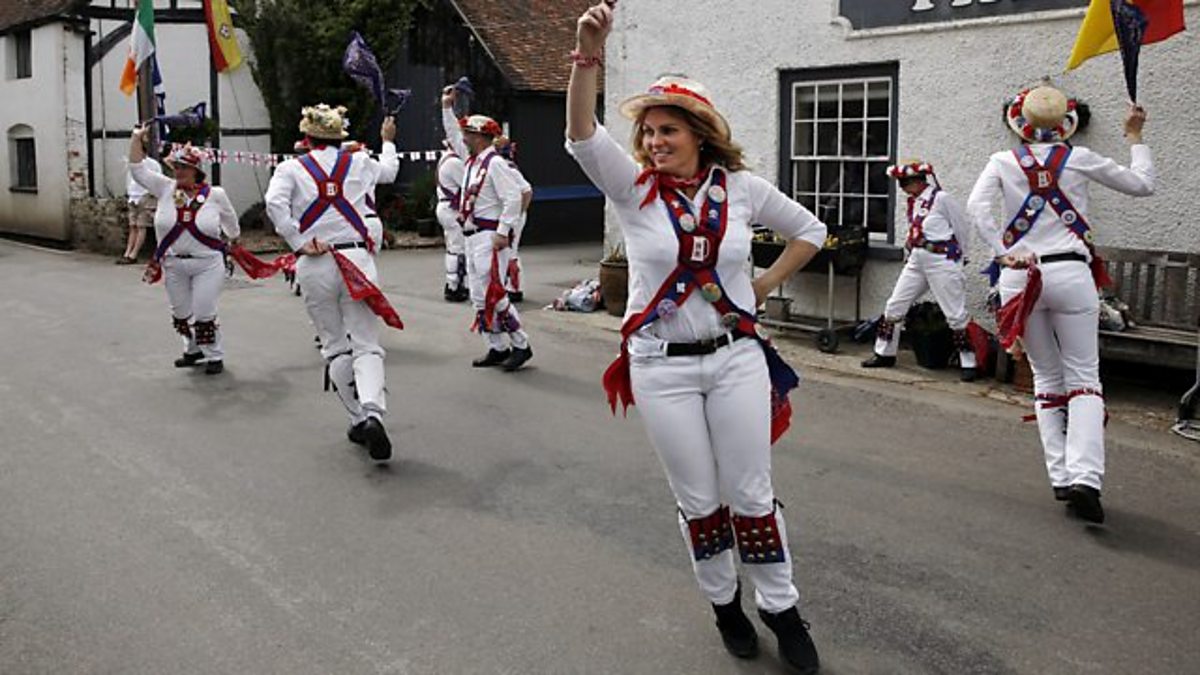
[635,165,710,209]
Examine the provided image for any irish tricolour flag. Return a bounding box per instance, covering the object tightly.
[119,0,156,96]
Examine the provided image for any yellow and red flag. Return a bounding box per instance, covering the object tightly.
[203,0,243,72]
[1068,0,1186,69]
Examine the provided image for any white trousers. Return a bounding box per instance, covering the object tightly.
[999,261,1105,490]
[630,338,800,613]
[296,249,386,424]
[505,214,527,294]
[466,230,529,351]
[436,202,466,290]
[163,254,226,361]
[875,250,976,368]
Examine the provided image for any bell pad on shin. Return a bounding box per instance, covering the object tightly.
[686,505,735,561]
[876,317,896,342]
[733,509,786,564]
[193,319,218,345]
[173,316,192,337]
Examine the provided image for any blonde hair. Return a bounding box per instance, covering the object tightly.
[631,105,747,173]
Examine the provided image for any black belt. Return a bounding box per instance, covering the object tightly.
[332,241,368,251]
[1039,252,1088,265]
[665,331,749,357]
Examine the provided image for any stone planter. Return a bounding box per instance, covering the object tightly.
[599,259,629,317]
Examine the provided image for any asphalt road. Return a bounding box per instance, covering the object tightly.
[1,239,1198,675]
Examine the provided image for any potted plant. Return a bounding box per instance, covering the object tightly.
[905,301,954,369]
[599,242,629,317]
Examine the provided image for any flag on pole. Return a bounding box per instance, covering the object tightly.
[119,0,156,96]
[1067,0,1186,99]
[204,0,243,72]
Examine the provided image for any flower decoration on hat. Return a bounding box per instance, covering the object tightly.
[618,75,731,141]
[886,160,935,180]
[299,103,350,140]
[459,114,502,137]
[164,142,207,170]
[1005,85,1080,144]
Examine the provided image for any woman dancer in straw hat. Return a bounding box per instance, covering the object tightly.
[967,84,1153,524]
[129,130,239,375]
[566,4,826,672]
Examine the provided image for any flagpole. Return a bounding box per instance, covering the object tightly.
[209,27,222,185]
[136,52,159,159]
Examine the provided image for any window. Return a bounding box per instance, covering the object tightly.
[780,64,899,243]
[8,125,37,191]
[9,30,32,79]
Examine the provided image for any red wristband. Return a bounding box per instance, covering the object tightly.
[569,50,604,68]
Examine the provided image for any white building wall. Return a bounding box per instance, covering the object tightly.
[605,0,1200,325]
[0,23,85,241]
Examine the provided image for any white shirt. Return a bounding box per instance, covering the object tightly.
[130,161,239,258]
[442,108,524,236]
[907,184,970,251]
[266,143,399,251]
[126,157,162,204]
[967,143,1155,259]
[436,152,465,202]
[567,123,828,344]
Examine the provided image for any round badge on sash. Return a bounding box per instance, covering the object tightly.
[1014,218,1030,232]
[656,298,679,318]
[1028,196,1045,210]
[1062,210,1078,225]
[700,283,722,303]
[708,186,726,204]
[679,214,697,233]
[721,312,740,330]
[917,207,930,218]
[754,323,769,341]
[1019,154,1036,169]
[1003,231,1015,246]
[1051,197,1061,206]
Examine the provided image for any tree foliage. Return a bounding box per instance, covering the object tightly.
[232,0,431,152]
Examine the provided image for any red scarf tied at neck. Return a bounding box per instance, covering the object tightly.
[635,166,711,209]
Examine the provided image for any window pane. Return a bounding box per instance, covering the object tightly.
[16,31,32,79]
[866,120,889,157]
[795,161,816,193]
[814,194,839,226]
[867,197,890,235]
[817,84,839,120]
[868,161,890,196]
[842,195,865,228]
[794,86,816,122]
[16,138,37,188]
[867,80,890,118]
[816,121,838,156]
[794,121,814,157]
[797,193,816,213]
[818,160,841,193]
[842,82,865,119]
[843,161,865,196]
[840,120,865,158]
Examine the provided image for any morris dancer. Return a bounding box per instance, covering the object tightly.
[265,104,400,462]
[435,140,469,302]
[441,87,533,371]
[566,5,825,672]
[493,136,534,303]
[129,129,239,375]
[862,161,984,381]
[967,84,1154,523]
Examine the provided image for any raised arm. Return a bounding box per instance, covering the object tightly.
[370,116,400,185]
[566,3,613,142]
[441,91,468,159]
[128,126,173,198]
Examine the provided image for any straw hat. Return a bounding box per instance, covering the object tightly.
[299,103,350,140]
[618,75,731,141]
[1006,85,1080,143]
[459,114,502,138]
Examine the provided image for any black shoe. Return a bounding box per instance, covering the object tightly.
[507,291,524,303]
[360,416,392,462]
[861,354,896,369]
[472,349,511,368]
[347,420,369,446]
[758,607,820,675]
[204,360,224,375]
[1053,486,1071,502]
[174,351,204,368]
[453,286,470,302]
[1067,484,1104,524]
[960,367,978,382]
[444,284,463,302]
[713,585,759,659]
[501,346,533,372]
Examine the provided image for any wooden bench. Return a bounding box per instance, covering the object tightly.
[1098,246,1200,370]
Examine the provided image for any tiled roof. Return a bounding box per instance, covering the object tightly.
[0,0,83,34]
[452,0,600,93]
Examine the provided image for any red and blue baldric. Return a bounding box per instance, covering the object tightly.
[985,144,1111,287]
[457,151,499,228]
[905,188,961,261]
[297,151,374,252]
[153,184,224,261]
[436,152,462,210]
[602,168,800,444]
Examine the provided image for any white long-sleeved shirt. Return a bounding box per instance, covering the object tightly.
[906,185,970,253]
[266,143,399,251]
[442,107,523,236]
[967,143,1155,259]
[130,161,239,259]
[567,123,828,344]
[126,157,162,204]
[436,152,465,202]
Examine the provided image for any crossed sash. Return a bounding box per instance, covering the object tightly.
[905,187,961,261]
[297,151,374,252]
